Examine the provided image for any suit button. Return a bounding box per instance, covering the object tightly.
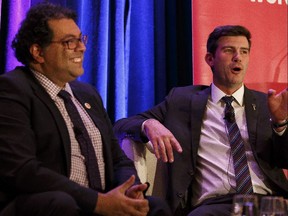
[177,192,184,198]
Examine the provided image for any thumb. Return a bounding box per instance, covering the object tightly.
[268,89,276,97]
[119,175,136,194]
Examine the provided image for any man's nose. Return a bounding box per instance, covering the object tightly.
[75,41,86,52]
[233,52,242,62]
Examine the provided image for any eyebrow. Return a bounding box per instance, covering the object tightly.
[56,33,83,41]
[221,46,250,51]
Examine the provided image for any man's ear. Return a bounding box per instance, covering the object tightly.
[29,44,44,63]
[205,52,214,67]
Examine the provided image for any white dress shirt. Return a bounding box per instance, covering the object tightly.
[191,83,272,206]
[32,70,105,190]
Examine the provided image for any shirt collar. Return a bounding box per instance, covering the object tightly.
[211,83,244,106]
[31,69,73,100]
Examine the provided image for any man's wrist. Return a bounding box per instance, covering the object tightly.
[94,193,107,215]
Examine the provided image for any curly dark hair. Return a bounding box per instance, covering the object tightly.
[206,25,251,55]
[12,2,77,66]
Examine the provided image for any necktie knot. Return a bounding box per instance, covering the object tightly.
[222,96,234,105]
[222,96,235,123]
[58,90,71,101]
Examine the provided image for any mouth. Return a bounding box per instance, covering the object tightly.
[231,66,242,73]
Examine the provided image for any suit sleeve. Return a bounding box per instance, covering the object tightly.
[113,89,174,143]
[272,129,288,168]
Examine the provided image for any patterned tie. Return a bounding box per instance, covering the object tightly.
[58,90,102,190]
[222,96,253,194]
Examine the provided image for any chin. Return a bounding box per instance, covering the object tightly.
[68,70,84,80]
[76,69,84,76]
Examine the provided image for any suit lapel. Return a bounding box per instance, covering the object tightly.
[243,87,258,149]
[190,87,210,167]
[26,70,71,170]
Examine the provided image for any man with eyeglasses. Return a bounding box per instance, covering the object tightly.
[0,2,171,216]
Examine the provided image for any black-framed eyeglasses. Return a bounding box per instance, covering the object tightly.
[50,35,88,50]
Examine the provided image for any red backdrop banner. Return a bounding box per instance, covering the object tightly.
[192,0,288,93]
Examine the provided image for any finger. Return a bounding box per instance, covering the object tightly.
[158,140,168,162]
[171,137,183,153]
[143,182,150,196]
[127,184,148,198]
[129,199,149,213]
[119,175,135,194]
[131,183,148,191]
[268,89,276,97]
[163,139,174,163]
[152,140,161,160]
[122,204,148,216]
[165,137,182,163]
[136,205,150,216]
[122,198,149,215]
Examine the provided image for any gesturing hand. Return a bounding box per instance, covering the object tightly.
[268,88,288,131]
[143,119,182,163]
[95,175,149,216]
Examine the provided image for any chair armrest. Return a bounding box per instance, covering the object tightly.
[121,138,157,196]
[121,138,167,198]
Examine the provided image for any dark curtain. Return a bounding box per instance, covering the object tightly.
[0,0,192,123]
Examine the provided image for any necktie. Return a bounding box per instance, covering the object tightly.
[222,96,253,194]
[58,90,102,190]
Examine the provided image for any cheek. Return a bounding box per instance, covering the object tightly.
[241,58,249,69]
[245,58,250,66]
[55,54,70,66]
[44,49,63,63]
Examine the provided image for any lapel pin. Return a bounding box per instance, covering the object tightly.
[252,104,256,111]
[84,103,91,109]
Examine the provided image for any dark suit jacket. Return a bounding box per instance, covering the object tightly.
[114,85,288,213]
[0,66,139,213]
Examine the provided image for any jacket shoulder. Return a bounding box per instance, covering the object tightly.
[173,85,209,91]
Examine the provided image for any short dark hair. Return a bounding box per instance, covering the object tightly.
[12,2,77,66]
[206,25,251,55]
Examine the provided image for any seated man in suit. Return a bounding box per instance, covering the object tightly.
[0,2,172,216]
[114,25,288,215]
